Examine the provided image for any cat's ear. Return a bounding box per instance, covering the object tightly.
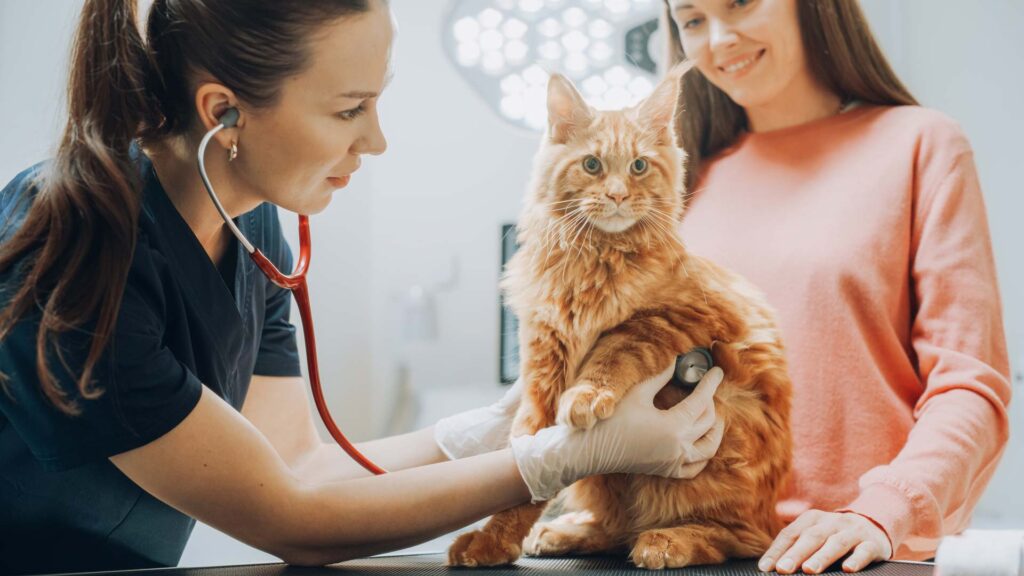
[637,61,693,145]
[547,73,593,144]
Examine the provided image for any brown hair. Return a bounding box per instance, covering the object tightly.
[0,0,379,414]
[661,0,918,189]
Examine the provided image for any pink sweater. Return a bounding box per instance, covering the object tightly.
[679,105,1012,560]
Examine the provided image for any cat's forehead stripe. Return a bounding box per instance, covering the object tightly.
[585,113,654,160]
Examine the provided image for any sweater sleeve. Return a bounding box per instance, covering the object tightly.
[836,123,1012,560]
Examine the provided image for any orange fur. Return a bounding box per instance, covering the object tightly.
[448,67,792,570]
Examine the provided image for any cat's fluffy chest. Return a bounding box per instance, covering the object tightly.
[511,245,670,332]
[508,245,682,385]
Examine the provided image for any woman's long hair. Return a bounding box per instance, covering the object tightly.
[0,0,378,414]
[661,0,919,189]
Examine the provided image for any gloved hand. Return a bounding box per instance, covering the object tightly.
[510,362,725,502]
[434,378,523,460]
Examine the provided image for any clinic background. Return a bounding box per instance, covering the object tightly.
[1,0,1022,566]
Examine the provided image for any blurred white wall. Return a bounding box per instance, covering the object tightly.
[0,1,79,180]
[1,0,1022,567]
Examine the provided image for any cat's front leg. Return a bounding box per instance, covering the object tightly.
[447,324,568,567]
[630,522,771,569]
[524,510,621,557]
[557,382,619,430]
[447,405,552,566]
[447,501,548,567]
[557,319,682,430]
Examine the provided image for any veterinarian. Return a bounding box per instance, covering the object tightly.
[0,1,729,574]
[662,0,1012,573]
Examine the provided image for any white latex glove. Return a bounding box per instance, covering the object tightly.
[510,362,725,502]
[433,378,523,460]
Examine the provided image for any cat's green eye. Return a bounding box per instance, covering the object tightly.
[582,155,603,175]
[631,158,649,175]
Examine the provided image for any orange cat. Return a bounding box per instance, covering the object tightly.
[447,65,792,570]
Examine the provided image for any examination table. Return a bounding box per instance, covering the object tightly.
[49,552,935,575]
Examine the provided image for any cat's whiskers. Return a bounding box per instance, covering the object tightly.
[516,199,583,251]
[641,209,710,306]
[637,219,654,251]
[531,206,586,271]
[679,185,706,206]
[544,208,588,275]
[559,210,590,249]
[543,206,586,250]
[642,207,685,248]
[641,215,676,261]
[644,209,682,233]
[584,217,597,253]
[641,214,686,271]
[644,198,685,222]
[567,211,592,248]
[528,206,585,268]
[559,211,594,285]
[570,219,595,280]
[542,198,587,207]
[546,201,588,230]
[547,207,584,239]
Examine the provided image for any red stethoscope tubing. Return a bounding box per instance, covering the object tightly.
[197,112,384,475]
[249,215,387,475]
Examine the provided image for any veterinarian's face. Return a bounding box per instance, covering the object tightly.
[670,0,809,109]
[234,1,392,215]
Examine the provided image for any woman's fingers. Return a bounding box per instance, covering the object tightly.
[760,512,891,574]
[691,366,724,400]
[671,366,723,420]
[842,540,885,572]
[759,511,820,572]
[773,527,836,574]
[628,361,678,404]
[688,415,725,460]
[801,532,859,574]
[675,458,710,479]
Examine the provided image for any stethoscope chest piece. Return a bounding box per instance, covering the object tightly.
[674,347,714,386]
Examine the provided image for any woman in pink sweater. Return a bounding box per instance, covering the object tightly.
[663,0,1012,573]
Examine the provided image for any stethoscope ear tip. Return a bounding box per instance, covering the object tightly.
[219,107,240,129]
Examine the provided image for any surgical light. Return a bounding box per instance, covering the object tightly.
[444,0,664,132]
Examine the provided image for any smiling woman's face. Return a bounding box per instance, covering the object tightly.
[671,0,810,109]
[233,2,394,216]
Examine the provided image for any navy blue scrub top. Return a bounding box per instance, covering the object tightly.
[0,151,303,575]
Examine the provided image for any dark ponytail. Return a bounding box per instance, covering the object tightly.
[0,0,383,415]
[0,0,154,414]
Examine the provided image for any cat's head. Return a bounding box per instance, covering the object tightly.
[523,64,690,245]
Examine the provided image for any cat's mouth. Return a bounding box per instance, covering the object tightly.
[592,209,639,233]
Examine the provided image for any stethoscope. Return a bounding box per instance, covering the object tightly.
[198,108,387,475]
[673,347,715,387]
[198,109,715,474]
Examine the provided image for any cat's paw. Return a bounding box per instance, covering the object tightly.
[523,521,586,556]
[557,383,617,430]
[630,529,697,570]
[447,529,522,567]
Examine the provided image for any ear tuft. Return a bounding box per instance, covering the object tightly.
[637,61,694,145]
[547,73,594,144]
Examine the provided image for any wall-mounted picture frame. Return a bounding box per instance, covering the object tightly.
[499,224,520,384]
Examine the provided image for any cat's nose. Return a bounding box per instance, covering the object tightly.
[605,190,629,204]
[605,184,629,205]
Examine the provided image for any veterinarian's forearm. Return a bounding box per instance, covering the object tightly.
[295,426,450,483]
[285,448,531,565]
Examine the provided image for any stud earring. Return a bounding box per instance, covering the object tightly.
[229,140,238,162]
